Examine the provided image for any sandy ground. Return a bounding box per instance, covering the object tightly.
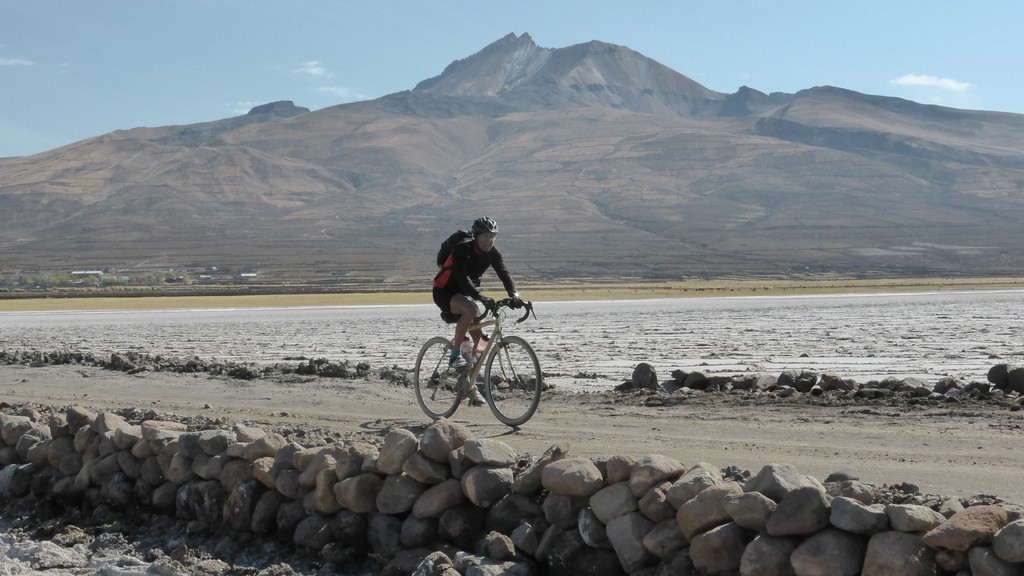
[3,362,1022,507]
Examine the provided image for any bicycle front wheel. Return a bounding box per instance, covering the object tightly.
[414,336,463,420]
[483,335,542,427]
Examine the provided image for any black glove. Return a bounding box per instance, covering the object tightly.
[509,296,525,309]
[479,297,496,311]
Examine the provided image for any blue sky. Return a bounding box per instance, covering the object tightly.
[2,1,1021,158]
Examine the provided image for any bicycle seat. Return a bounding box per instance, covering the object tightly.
[439,311,460,324]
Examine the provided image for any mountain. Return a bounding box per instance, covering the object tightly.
[2,33,1024,290]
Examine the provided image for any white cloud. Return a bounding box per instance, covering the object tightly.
[295,61,333,78]
[891,74,972,92]
[0,58,34,67]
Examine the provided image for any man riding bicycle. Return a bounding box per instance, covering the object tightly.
[432,217,519,374]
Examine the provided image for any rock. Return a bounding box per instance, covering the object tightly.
[934,549,966,572]
[312,467,341,514]
[377,429,419,475]
[642,518,684,558]
[483,531,518,562]
[251,490,284,535]
[542,493,589,530]
[606,512,656,573]
[402,451,450,485]
[275,469,303,500]
[766,486,832,536]
[826,479,874,505]
[792,370,819,393]
[376,473,425,515]
[683,371,710,390]
[336,442,376,480]
[65,407,96,434]
[463,438,517,467]
[886,503,947,533]
[485,493,543,535]
[412,477,463,519]
[666,463,721,507]
[98,471,134,511]
[993,519,1024,562]
[541,457,605,497]
[819,372,856,392]
[242,432,287,462]
[196,429,233,456]
[637,481,675,523]
[791,527,868,576]
[939,497,965,517]
[165,453,195,485]
[723,491,777,532]
[922,505,1009,552]
[219,458,253,493]
[275,499,306,542]
[461,465,513,508]
[400,515,437,549]
[741,534,799,576]
[511,443,568,495]
[297,448,338,488]
[629,454,685,498]
[830,496,890,534]
[675,482,743,541]
[1007,366,1024,394]
[862,531,937,576]
[689,522,749,575]
[604,454,637,485]
[224,479,264,532]
[419,418,473,463]
[590,481,638,524]
[336,514,377,556]
[251,457,276,490]
[368,512,403,558]
[335,471,385,510]
[510,521,539,557]
[438,504,486,551]
[745,463,825,503]
[968,545,1020,576]
[577,507,611,549]
[631,363,658,390]
[293,514,336,551]
[988,364,1009,388]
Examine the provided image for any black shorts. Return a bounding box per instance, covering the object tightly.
[432,287,460,314]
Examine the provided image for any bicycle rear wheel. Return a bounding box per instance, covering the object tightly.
[414,336,463,420]
[483,335,542,427]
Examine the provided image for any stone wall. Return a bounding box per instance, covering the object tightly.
[1,407,1023,575]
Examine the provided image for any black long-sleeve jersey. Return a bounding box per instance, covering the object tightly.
[433,238,516,300]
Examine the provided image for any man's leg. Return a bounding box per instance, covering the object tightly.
[449,294,485,405]
[449,294,477,351]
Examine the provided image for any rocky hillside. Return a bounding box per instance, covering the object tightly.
[2,33,1024,287]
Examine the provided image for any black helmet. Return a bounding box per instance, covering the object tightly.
[472,217,499,235]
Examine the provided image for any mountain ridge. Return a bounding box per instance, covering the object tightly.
[2,33,1023,288]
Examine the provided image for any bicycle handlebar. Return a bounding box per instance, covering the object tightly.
[482,297,536,324]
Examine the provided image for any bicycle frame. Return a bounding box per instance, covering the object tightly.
[460,316,500,384]
[460,297,535,385]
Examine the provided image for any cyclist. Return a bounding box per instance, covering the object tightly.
[433,217,519,377]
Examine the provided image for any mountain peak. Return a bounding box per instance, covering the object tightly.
[247,100,310,117]
[413,33,724,116]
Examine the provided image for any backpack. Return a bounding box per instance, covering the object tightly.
[436,229,473,268]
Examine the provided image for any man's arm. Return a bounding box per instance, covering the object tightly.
[490,248,517,297]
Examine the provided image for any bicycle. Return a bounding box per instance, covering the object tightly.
[414,297,542,427]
